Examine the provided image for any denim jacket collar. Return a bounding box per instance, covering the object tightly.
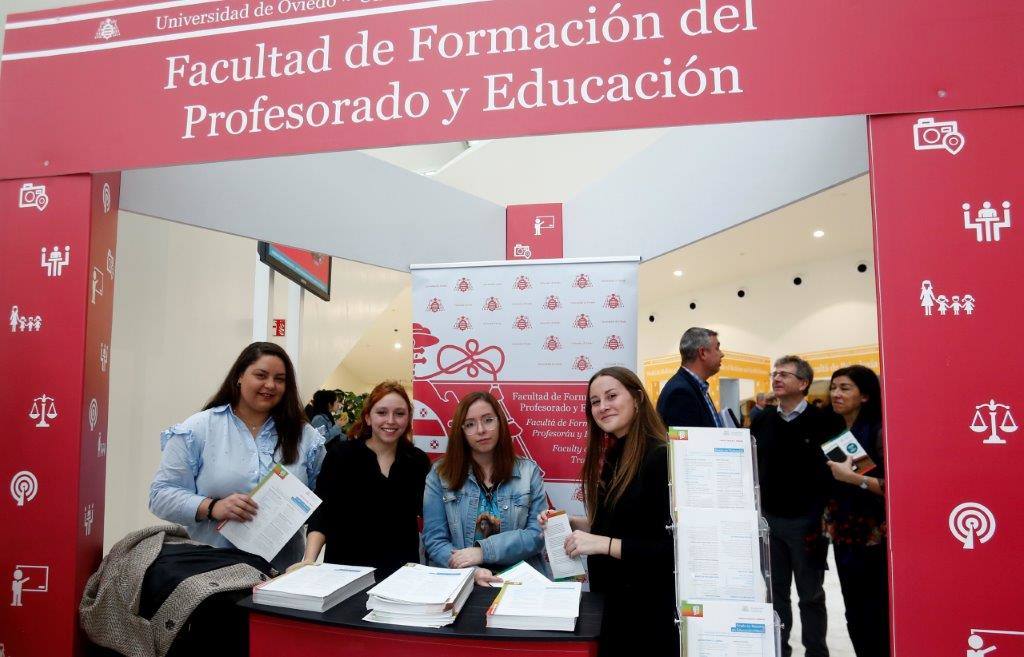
[464,458,523,490]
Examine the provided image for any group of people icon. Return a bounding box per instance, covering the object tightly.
[920,280,976,317]
[9,306,42,332]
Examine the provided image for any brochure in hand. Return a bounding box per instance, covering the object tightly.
[820,430,876,474]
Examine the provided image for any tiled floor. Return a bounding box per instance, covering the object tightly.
[780,547,856,657]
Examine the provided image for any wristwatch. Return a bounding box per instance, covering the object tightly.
[207,497,221,521]
[859,478,869,490]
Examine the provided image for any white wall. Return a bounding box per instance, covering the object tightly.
[638,251,878,364]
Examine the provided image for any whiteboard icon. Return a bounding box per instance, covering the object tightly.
[9,471,38,506]
[913,117,965,155]
[971,400,1017,445]
[949,502,996,550]
[533,215,556,236]
[11,565,49,606]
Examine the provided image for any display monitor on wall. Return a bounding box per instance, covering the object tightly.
[257,242,332,301]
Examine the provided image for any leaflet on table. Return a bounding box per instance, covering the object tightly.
[680,601,777,657]
[668,427,755,510]
[820,430,876,475]
[489,560,551,588]
[487,580,582,619]
[543,511,586,579]
[217,463,321,563]
[676,507,765,603]
[257,563,374,597]
[367,563,474,605]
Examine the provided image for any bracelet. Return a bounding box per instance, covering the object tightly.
[207,497,220,521]
[607,537,613,555]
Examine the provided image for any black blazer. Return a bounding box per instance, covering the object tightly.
[655,367,717,429]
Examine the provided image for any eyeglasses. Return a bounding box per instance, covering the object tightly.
[770,371,802,380]
[462,415,498,433]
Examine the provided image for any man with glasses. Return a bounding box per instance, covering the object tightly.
[656,327,725,429]
[752,356,844,657]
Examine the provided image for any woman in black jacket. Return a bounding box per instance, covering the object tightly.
[542,366,676,657]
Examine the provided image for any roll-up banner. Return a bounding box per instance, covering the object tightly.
[411,256,638,514]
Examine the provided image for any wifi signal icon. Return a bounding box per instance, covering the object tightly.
[948,502,996,550]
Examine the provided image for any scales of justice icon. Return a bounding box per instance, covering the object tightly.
[29,394,58,428]
[971,400,1017,445]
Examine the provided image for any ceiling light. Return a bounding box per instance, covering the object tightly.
[813,230,825,238]
[673,270,684,277]
[393,342,402,350]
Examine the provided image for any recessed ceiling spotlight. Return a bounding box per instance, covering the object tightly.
[393,342,402,350]
[673,270,684,277]
[813,230,825,238]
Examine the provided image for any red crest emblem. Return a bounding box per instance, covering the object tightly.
[604,293,622,309]
[454,277,472,293]
[513,275,532,291]
[430,439,440,450]
[426,298,444,313]
[483,296,502,312]
[513,315,532,331]
[574,314,592,329]
[544,295,562,311]
[573,273,592,289]
[573,355,593,371]
[453,315,472,331]
[543,335,562,351]
[604,335,624,350]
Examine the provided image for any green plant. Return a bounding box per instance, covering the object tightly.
[333,389,368,435]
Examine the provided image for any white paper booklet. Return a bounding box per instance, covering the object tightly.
[486,581,582,631]
[543,511,586,579]
[489,560,551,588]
[669,427,756,511]
[364,564,475,627]
[253,563,375,612]
[217,463,321,563]
[681,601,776,657]
[676,507,764,603]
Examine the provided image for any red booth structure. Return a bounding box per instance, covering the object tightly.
[2,1,1023,656]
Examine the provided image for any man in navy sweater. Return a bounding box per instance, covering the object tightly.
[752,355,844,657]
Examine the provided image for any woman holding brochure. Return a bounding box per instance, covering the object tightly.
[298,381,431,577]
[825,365,889,657]
[422,391,548,586]
[149,342,325,571]
[540,366,676,657]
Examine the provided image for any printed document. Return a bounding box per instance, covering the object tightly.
[681,601,776,657]
[669,427,755,510]
[367,563,474,605]
[218,463,321,563]
[676,507,764,603]
[821,430,877,475]
[490,560,551,588]
[543,511,586,579]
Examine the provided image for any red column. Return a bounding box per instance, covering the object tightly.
[870,108,1024,655]
[0,173,119,657]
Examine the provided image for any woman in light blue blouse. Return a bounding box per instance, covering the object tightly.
[149,341,325,571]
[422,391,548,586]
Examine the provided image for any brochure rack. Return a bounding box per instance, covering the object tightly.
[668,427,781,656]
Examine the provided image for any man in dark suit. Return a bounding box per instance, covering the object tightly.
[656,327,725,429]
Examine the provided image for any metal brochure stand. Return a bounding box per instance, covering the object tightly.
[668,428,782,657]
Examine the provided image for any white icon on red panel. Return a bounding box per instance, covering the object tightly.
[91,267,105,304]
[28,394,57,428]
[512,244,532,259]
[100,343,110,373]
[106,249,115,279]
[18,182,49,211]
[913,117,965,155]
[84,503,95,536]
[40,246,70,277]
[9,306,42,333]
[9,471,38,507]
[88,399,99,431]
[533,215,556,236]
[971,400,1017,445]
[920,280,975,317]
[95,17,119,40]
[949,502,996,550]
[963,201,1011,242]
[97,433,107,457]
[10,565,48,606]
[102,182,112,213]
[968,629,1024,657]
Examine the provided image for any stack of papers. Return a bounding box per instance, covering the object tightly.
[486,581,582,631]
[680,601,776,656]
[488,560,551,588]
[364,564,475,628]
[253,563,375,612]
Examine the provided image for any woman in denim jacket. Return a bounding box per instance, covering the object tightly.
[422,391,548,585]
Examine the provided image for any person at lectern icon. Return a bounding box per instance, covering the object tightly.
[920,280,937,316]
[967,634,998,657]
[11,568,29,607]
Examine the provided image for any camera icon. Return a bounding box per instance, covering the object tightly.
[913,118,965,155]
[513,243,532,259]
[19,182,50,211]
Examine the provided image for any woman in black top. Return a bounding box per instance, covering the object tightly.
[541,366,677,657]
[294,381,430,577]
[825,365,888,657]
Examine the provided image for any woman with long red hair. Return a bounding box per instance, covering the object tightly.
[541,366,676,657]
[295,381,430,577]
